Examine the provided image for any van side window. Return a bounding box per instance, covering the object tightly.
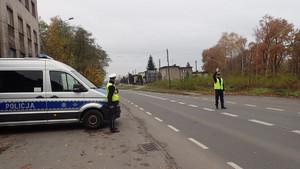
[50,71,79,92]
[0,71,43,93]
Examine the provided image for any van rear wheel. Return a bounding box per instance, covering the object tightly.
[82,109,103,130]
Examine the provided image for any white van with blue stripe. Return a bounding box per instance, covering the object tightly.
[0,55,120,129]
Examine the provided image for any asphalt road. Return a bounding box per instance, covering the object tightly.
[0,103,172,169]
[120,90,300,169]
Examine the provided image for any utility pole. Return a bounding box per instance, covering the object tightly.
[195,60,198,72]
[167,49,171,88]
[159,59,161,68]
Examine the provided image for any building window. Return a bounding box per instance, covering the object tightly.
[33,30,37,43]
[26,24,31,40]
[9,48,16,58]
[31,1,36,17]
[18,16,24,34]
[7,7,14,27]
[19,32,25,53]
[25,0,29,10]
[20,52,25,58]
[28,39,32,56]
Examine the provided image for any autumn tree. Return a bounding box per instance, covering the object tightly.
[202,45,224,72]
[39,17,110,86]
[254,15,295,77]
[289,30,300,78]
[217,32,247,75]
[41,17,74,66]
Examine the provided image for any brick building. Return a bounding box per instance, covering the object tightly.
[0,0,39,58]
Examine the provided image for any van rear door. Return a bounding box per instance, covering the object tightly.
[0,70,47,126]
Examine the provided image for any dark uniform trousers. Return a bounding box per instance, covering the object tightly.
[109,101,119,131]
[215,90,224,108]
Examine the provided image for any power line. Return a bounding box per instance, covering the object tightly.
[106,49,166,56]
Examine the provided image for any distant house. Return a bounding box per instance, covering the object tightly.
[133,72,145,85]
[192,71,208,77]
[159,65,193,80]
[145,69,157,83]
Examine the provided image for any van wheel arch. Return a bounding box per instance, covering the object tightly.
[82,109,104,130]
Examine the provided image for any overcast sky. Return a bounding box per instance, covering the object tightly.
[38,0,300,77]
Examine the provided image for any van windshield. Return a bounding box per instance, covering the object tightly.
[71,70,97,89]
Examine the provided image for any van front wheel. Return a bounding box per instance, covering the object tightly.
[82,110,103,130]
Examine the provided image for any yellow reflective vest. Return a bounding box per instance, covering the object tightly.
[214,78,224,90]
[106,82,119,102]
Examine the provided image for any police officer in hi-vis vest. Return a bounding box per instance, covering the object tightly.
[213,68,227,109]
[106,73,120,133]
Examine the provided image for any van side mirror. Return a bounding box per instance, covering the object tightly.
[73,84,87,92]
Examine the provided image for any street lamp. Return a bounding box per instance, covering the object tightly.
[64,17,74,22]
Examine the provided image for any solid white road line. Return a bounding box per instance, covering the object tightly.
[203,108,215,112]
[266,107,284,111]
[188,104,198,108]
[155,117,163,122]
[291,130,300,134]
[227,101,237,104]
[145,112,152,115]
[188,138,209,150]
[221,112,239,117]
[248,119,274,126]
[227,162,243,169]
[139,108,144,111]
[244,104,257,107]
[178,102,186,105]
[168,125,180,132]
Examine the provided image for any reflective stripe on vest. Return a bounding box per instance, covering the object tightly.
[106,82,119,101]
[214,78,223,90]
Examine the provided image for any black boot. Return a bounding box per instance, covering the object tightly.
[221,106,227,109]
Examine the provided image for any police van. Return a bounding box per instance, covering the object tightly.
[0,54,120,129]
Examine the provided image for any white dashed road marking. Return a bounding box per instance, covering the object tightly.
[227,101,237,104]
[139,108,144,111]
[188,138,209,150]
[188,104,198,108]
[244,104,257,107]
[266,107,284,111]
[178,102,186,105]
[227,162,243,169]
[249,119,274,126]
[135,105,139,107]
[145,112,152,115]
[203,108,215,112]
[168,125,180,132]
[221,112,239,117]
[170,100,177,103]
[202,98,209,101]
[155,117,163,122]
[291,130,300,134]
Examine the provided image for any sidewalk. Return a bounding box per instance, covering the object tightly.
[0,103,173,169]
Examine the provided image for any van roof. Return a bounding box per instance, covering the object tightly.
[0,57,75,72]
